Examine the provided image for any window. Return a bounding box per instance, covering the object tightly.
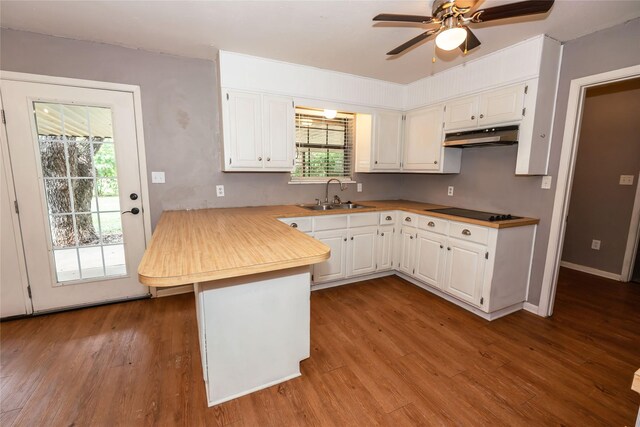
[291,107,354,182]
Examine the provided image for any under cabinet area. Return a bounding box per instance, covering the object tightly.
[221,89,295,171]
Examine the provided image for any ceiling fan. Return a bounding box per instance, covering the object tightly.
[373,0,555,55]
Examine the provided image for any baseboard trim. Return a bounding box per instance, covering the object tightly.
[156,284,194,297]
[311,271,395,291]
[523,302,540,315]
[560,261,622,281]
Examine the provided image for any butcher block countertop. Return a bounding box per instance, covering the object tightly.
[138,200,539,287]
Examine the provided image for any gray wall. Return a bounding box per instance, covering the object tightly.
[400,18,640,305]
[561,79,640,274]
[0,28,404,228]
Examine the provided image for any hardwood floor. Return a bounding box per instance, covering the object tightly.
[1,268,639,426]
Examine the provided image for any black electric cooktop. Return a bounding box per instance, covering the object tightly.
[427,208,521,222]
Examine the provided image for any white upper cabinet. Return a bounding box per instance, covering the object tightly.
[444,96,478,132]
[222,89,294,172]
[403,105,445,171]
[373,112,403,171]
[478,84,525,127]
[444,84,525,132]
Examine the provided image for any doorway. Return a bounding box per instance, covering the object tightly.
[0,75,151,314]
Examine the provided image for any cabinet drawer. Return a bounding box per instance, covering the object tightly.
[417,215,448,235]
[401,213,417,226]
[278,217,312,232]
[349,212,379,228]
[449,222,489,245]
[314,215,348,231]
[379,211,396,225]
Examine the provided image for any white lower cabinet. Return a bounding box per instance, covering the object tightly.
[398,227,417,275]
[313,229,348,283]
[414,230,447,289]
[442,237,486,307]
[377,225,395,271]
[347,226,378,277]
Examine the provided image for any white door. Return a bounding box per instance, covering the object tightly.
[224,90,263,169]
[373,112,403,171]
[443,238,486,306]
[415,230,447,288]
[444,96,479,131]
[1,80,149,312]
[478,84,525,127]
[313,229,347,283]
[377,225,394,271]
[398,227,417,276]
[347,226,377,277]
[403,105,444,171]
[1,140,30,317]
[262,95,294,170]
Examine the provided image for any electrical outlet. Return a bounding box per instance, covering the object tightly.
[216,185,225,197]
[541,175,553,189]
[591,239,601,250]
[151,171,165,184]
[357,183,363,193]
[447,186,454,196]
[619,175,634,186]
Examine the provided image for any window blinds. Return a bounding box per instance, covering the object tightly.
[292,107,354,181]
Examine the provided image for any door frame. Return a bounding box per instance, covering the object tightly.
[538,64,640,317]
[621,170,640,282]
[0,71,155,302]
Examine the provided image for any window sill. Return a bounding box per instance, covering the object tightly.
[288,179,356,185]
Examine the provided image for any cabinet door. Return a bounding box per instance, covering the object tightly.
[478,84,525,127]
[377,225,394,271]
[414,231,447,289]
[403,105,444,171]
[262,95,295,170]
[347,226,378,277]
[224,90,263,168]
[373,112,403,171]
[443,238,486,306]
[398,227,417,276]
[313,229,348,283]
[444,96,478,131]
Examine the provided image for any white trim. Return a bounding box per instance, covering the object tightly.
[621,171,640,282]
[207,372,301,407]
[559,261,622,281]
[0,71,155,296]
[156,284,194,297]
[523,302,539,314]
[539,65,640,317]
[311,270,394,291]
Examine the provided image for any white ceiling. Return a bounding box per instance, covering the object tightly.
[1,1,639,84]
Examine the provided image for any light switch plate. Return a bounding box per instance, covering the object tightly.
[447,186,454,196]
[216,185,225,197]
[151,171,165,184]
[619,175,634,186]
[541,175,552,189]
[357,183,362,193]
[591,239,601,250]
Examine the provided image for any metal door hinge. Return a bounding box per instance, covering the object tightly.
[412,268,415,274]
[375,263,378,269]
[226,93,229,100]
[229,158,232,165]
[522,108,526,116]
[27,286,32,298]
[14,200,19,214]
[443,105,447,112]
[485,251,489,259]
[524,85,528,94]
[480,297,484,305]
[292,101,295,108]
[1,109,6,124]
[311,274,314,281]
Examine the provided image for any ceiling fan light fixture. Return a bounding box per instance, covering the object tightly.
[435,27,467,51]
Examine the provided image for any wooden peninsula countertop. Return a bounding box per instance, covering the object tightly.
[138,200,539,287]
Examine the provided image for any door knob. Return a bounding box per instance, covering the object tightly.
[122,207,140,215]
[130,193,138,200]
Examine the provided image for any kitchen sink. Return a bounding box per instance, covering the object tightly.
[300,203,370,211]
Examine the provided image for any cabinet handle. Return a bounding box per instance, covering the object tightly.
[344,238,347,242]
[410,236,413,239]
[440,245,443,249]
[462,229,471,236]
[471,115,475,120]
[385,215,392,221]
[350,237,354,241]
[434,160,438,164]
[427,221,435,227]
[405,217,412,222]
[258,156,262,161]
[479,114,484,119]
[381,232,385,236]
[290,223,298,228]
[447,247,451,251]
[375,160,378,164]
[267,157,271,161]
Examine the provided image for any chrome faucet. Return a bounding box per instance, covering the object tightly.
[325,178,344,204]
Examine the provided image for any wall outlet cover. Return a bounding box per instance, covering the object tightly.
[591,239,601,250]
[447,186,454,196]
[541,175,552,189]
[216,185,225,197]
[151,171,165,184]
[357,183,363,193]
[619,175,634,186]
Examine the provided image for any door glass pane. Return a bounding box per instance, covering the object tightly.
[33,101,127,283]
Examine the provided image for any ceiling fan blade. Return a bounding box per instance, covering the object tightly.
[387,30,438,55]
[472,0,554,23]
[459,27,481,52]
[373,13,434,24]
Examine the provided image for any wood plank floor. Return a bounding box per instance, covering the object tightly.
[1,268,639,426]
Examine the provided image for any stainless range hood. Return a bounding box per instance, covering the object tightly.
[444,125,519,148]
